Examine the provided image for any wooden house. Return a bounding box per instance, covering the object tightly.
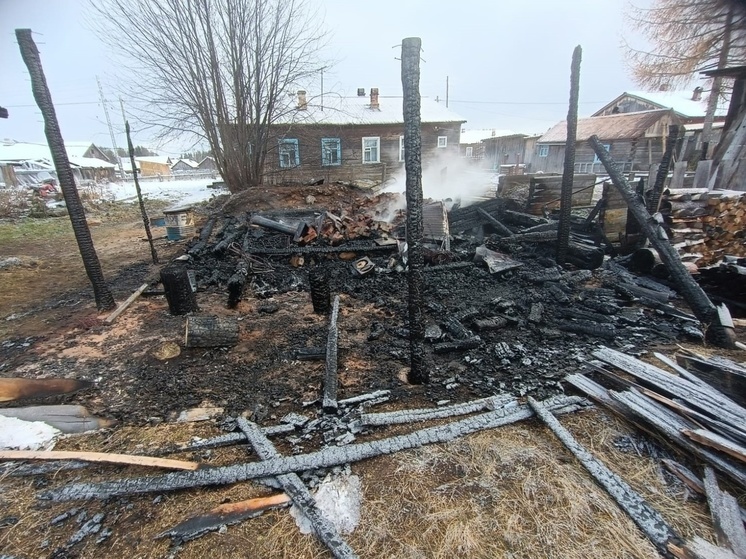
[459,129,513,160]
[0,140,116,183]
[135,156,173,177]
[533,109,681,175]
[171,159,199,173]
[263,89,466,185]
[481,133,529,173]
[198,156,217,171]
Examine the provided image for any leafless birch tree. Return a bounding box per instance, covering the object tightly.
[90,0,327,193]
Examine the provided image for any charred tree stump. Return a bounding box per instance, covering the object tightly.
[402,37,427,384]
[16,29,115,311]
[227,260,249,309]
[184,316,238,348]
[322,295,340,413]
[309,268,331,314]
[236,419,358,559]
[126,121,158,264]
[557,45,582,264]
[588,136,736,348]
[161,263,198,315]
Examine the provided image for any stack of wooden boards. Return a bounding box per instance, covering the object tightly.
[661,188,746,266]
[568,346,746,558]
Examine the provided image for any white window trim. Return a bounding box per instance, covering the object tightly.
[399,135,405,162]
[362,136,380,164]
[465,146,473,158]
[538,145,549,157]
[437,136,448,148]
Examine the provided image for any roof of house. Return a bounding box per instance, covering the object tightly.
[538,109,674,143]
[119,157,141,171]
[198,156,215,165]
[275,94,466,126]
[0,141,114,169]
[135,156,172,165]
[593,90,727,118]
[459,129,517,144]
[171,158,199,169]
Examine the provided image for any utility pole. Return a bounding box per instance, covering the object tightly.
[96,76,124,179]
[320,67,324,112]
[446,75,449,108]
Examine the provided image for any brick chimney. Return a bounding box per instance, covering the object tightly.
[297,90,307,110]
[692,86,704,101]
[357,88,365,96]
[370,87,379,110]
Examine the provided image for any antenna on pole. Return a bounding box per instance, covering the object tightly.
[96,76,124,179]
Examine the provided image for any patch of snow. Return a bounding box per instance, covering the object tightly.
[106,177,226,206]
[291,474,362,535]
[0,415,60,450]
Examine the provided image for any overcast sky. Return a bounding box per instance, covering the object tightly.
[0,0,666,156]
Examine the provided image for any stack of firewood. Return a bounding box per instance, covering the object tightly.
[660,189,746,266]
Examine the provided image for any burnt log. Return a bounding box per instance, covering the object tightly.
[213,228,245,255]
[227,260,249,309]
[294,347,326,361]
[184,316,239,348]
[362,395,516,426]
[40,395,585,501]
[433,337,481,353]
[589,136,736,348]
[309,269,331,314]
[250,214,307,241]
[442,317,472,340]
[473,317,508,331]
[188,217,217,256]
[558,320,616,340]
[236,419,358,559]
[477,208,513,236]
[322,296,340,413]
[527,397,681,556]
[503,210,550,228]
[566,242,604,270]
[161,263,198,315]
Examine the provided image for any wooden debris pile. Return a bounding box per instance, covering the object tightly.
[567,346,746,558]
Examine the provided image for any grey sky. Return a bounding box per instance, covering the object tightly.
[0,0,664,156]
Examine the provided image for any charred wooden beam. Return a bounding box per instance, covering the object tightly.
[176,424,296,452]
[309,268,331,314]
[361,395,516,426]
[213,228,245,255]
[527,396,681,556]
[703,466,746,555]
[322,295,340,413]
[41,396,585,502]
[338,390,391,407]
[185,316,239,348]
[503,210,550,228]
[558,321,616,340]
[294,347,326,361]
[557,45,582,264]
[588,136,736,349]
[477,208,513,236]
[236,419,358,559]
[648,125,681,214]
[227,260,249,309]
[188,217,217,256]
[432,337,481,353]
[250,214,307,239]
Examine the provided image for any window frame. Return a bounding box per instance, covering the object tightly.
[321,137,342,166]
[278,138,300,168]
[362,136,380,164]
[465,146,473,158]
[437,136,448,148]
[538,145,549,158]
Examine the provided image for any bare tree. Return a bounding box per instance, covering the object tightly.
[625,0,746,148]
[90,0,327,193]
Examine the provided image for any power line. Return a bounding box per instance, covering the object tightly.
[448,99,603,105]
[3,101,101,108]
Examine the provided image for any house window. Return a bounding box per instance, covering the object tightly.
[399,135,405,162]
[437,136,448,148]
[465,146,473,158]
[321,138,341,166]
[538,145,549,157]
[279,139,299,168]
[593,143,611,164]
[362,137,380,163]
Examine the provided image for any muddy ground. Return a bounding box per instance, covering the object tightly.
[0,183,742,558]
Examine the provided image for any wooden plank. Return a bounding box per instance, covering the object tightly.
[361,395,516,426]
[40,395,586,501]
[236,418,358,559]
[0,450,200,471]
[322,295,340,413]
[684,429,746,464]
[704,467,746,556]
[0,378,92,403]
[104,283,149,324]
[526,396,679,555]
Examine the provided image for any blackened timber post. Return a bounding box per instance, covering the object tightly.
[126,121,158,264]
[557,45,582,264]
[647,124,680,214]
[16,29,115,311]
[588,135,736,349]
[401,37,427,384]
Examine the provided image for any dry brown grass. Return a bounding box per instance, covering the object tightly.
[0,408,719,559]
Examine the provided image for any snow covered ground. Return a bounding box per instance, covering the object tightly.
[106,177,227,206]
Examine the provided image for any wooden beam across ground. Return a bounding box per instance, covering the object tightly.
[0,450,200,471]
[104,283,149,324]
